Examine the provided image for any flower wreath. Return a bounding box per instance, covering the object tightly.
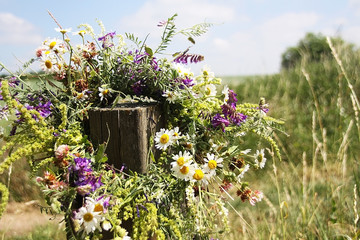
[0,14,284,240]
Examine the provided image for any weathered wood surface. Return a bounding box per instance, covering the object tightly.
[88,102,164,174]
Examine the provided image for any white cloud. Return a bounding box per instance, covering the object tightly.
[119,0,236,37]
[0,12,42,44]
[202,12,322,75]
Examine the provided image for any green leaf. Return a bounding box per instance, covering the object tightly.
[95,144,108,163]
[188,36,195,44]
[145,45,154,57]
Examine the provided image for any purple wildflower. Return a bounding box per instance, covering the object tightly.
[173,53,204,64]
[68,157,103,195]
[230,112,247,126]
[98,31,116,48]
[211,114,230,132]
[227,90,238,108]
[131,80,145,96]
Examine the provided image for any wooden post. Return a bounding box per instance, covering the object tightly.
[88,102,164,173]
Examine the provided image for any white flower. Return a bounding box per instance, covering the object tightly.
[203,153,223,178]
[76,90,89,101]
[73,30,87,37]
[201,65,215,79]
[74,202,103,234]
[101,220,112,231]
[254,149,267,169]
[241,149,251,155]
[162,90,180,103]
[172,162,195,181]
[171,151,194,180]
[170,127,181,142]
[98,87,111,101]
[191,166,210,185]
[42,38,66,54]
[222,85,229,103]
[238,164,250,179]
[172,63,194,78]
[199,83,217,98]
[55,27,72,34]
[170,151,192,168]
[155,128,174,150]
[40,55,57,73]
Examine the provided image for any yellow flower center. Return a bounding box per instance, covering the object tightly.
[45,50,51,55]
[77,93,84,99]
[49,41,57,49]
[180,166,189,175]
[83,212,94,222]
[193,169,204,181]
[173,132,179,137]
[45,60,52,69]
[102,89,109,95]
[208,160,217,169]
[160,134,169,144]
[94,203,103,212]
[176,157,185,166]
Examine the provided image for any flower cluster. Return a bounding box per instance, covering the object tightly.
[0,15,284,240]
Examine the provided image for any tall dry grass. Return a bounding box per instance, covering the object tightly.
[226,37,360,239]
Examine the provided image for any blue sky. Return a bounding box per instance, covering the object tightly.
[1,0,360,76]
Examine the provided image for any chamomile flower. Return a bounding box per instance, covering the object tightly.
[170,126,181,142]
[222,85,229,103]
[55,27,72,34]
[254,149,267,169]
[162,90,180,103]
[85,196,110,214]
[75,90,89,101]
[155,128,174,150]
[201,65,215,79]
[199,83,217,98]
[98,87,111,101]
[192,167,210,184]
[43,38,66,54]
[172,161,195,181]
[170,151,192,169]
[75,202,103,234]
[40,55,57,73]
[203,153,223,177]
[172,63,194,78]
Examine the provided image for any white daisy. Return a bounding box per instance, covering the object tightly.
[199,83,217,98]
[254,149,267,169]
[40,55,57,73]
[172,63,194,78]
[98,87,111,101]
[55,27,72,34]
[75,202,103,234]
[154,128,174,150]
[170,127,181,142]
[201,65,215,79]
[222,85,229,103]
[170,151,192,168]
[43,38,66,54]
[162,90,180,103]
[76,90,89,101]
[191,167,210,185]
[203,153,223,178]
[172,162,195,181]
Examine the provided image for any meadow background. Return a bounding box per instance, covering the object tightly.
[1,32,360,239]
